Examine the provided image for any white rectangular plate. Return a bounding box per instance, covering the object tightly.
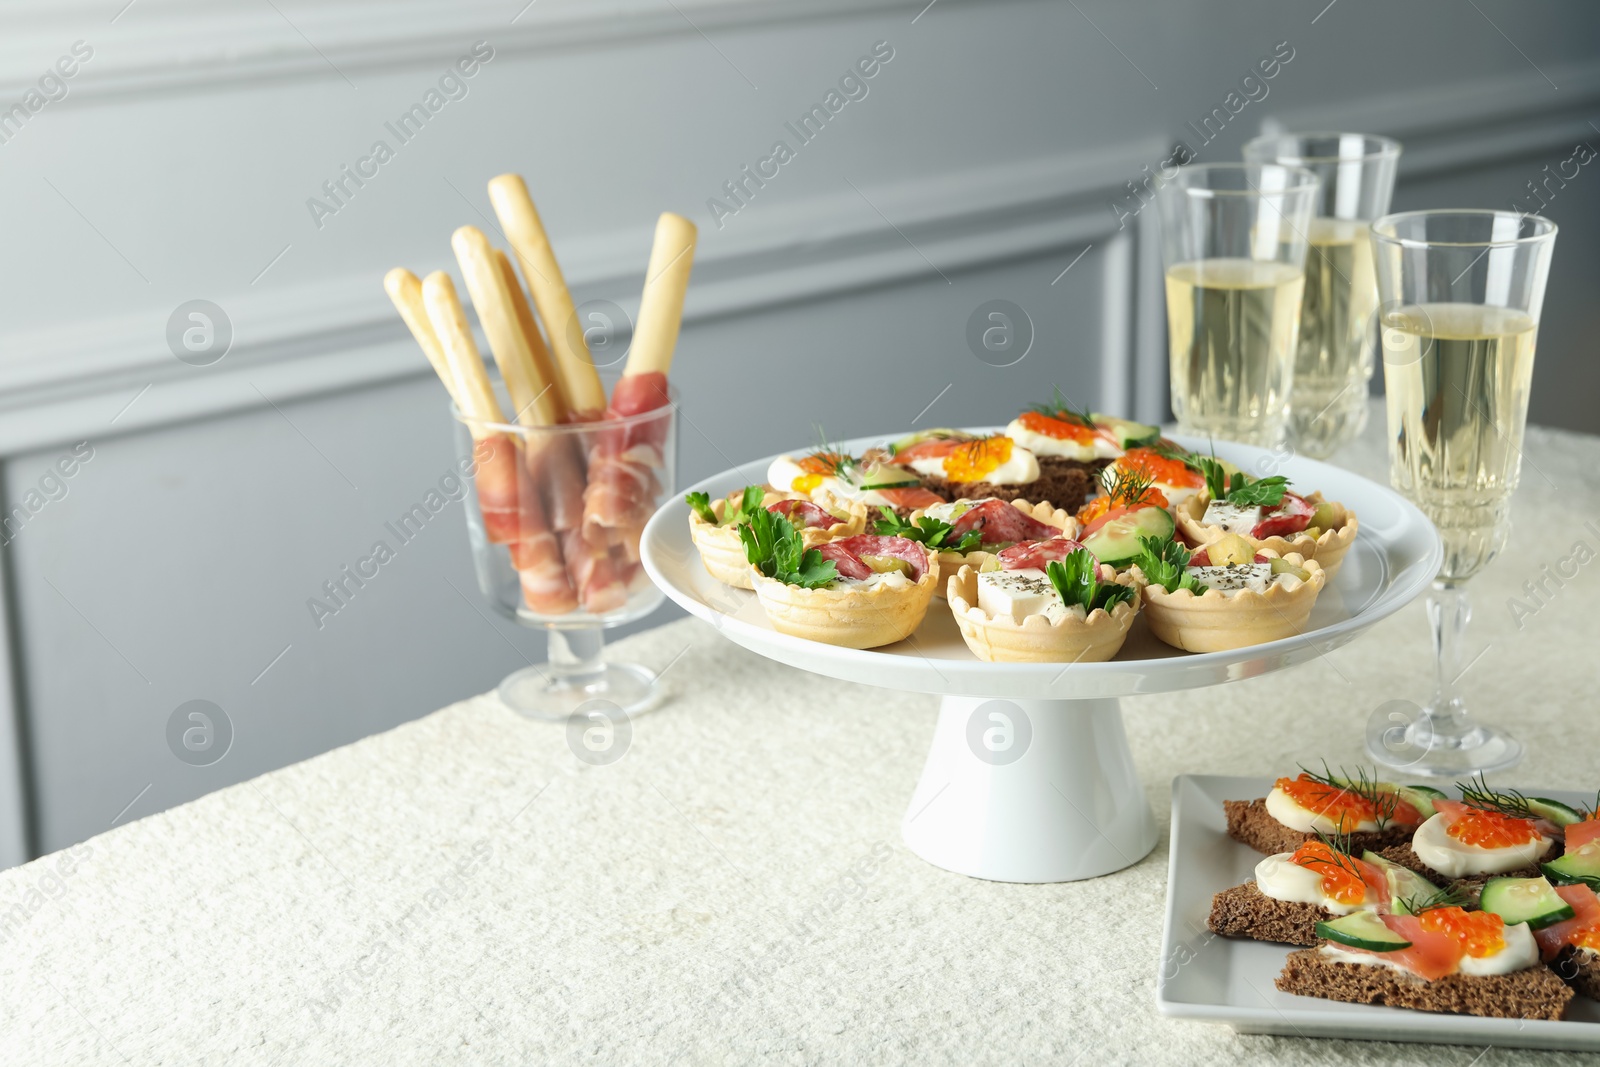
[1158,774,1600,1051]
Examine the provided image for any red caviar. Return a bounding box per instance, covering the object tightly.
[1446,808,1541,848]
[1273,774,1420,831]
[1420,907,1507,958]
[1289,840,1367,905]
[1016,410,1094,443]
[1572,923,1600,952]
[1116,448,1205,488]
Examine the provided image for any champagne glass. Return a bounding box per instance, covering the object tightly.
[1156,163,1320,446]
[1366,210,1557,775]
[1243,133,1401,458]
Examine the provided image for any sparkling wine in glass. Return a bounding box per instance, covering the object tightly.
[1156,163,1320,447]
[1366,210,1556,776]
[1244,134,1400,458]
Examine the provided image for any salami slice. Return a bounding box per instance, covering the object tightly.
[996,536,1087,571]
[767,498,838,530]
[949,499,1059,544]
[817,534,930,582]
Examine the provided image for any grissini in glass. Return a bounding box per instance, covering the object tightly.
[946,562,1138,664]
[688,492,865,589]
[1135,550,1326,654]
[1173,491,1358,580]
[384,187,696,721]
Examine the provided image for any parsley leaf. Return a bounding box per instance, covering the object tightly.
[1195,454,1290,509]
[685,491,717,524]
[873,507,984,553]
[724,485,766,526]
[1225,475,1289,508]
[1045,549,1135,613]
[688,485,767,527]
[1133,534,1202,594]
[739,507,837,589]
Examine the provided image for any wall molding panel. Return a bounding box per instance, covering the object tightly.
[0,138,1164,453]
[0,0,946,100]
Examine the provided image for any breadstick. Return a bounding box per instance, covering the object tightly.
[451,226,564,428]
[384,268,459,407]
[496,248,567,424]
[627,212,698,379]
[487,173,606,417]
[421,271,506,436]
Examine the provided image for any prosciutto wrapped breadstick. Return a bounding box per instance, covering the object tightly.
[487,173,607,419]
[452,226,564,428]
[387,268,523,544]
[417,270,578,615]
[581,212,696,544]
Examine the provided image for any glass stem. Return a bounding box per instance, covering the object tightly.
[1418,581,1481,749]
[546,626,606,691]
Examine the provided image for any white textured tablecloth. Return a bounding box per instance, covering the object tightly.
[4,409,1600,1066]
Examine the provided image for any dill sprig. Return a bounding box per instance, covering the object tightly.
[806,424,858,480]
[1297,761,1401,831]
[1396,885,1470,916]
[1027,386,1095,429]
[1098,464,1154,508]
[1295,829,1366,883]
[1457,774,1541,821]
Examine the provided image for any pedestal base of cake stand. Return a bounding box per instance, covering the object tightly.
[901,695,1157,883]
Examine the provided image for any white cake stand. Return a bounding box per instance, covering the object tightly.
[640,433,1442,884]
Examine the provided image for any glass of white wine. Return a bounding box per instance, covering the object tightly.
[1367,210,1557,776]
[1243,133,1401,459]
[1156,163,1320,446]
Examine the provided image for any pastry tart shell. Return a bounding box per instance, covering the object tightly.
[1174,492,1358,580]
[750,559,940,649]
[946,564,1138,663]
[688,494,865,589]
[1134,551,1327,653]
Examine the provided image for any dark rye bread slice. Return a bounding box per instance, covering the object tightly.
[1553,945,1600,1001]
[1374,843,1556,906]
[1207,881,1327,946]
[1277,948,1574,1020]
[923,457,1101,513]
[1224,797,1416,857]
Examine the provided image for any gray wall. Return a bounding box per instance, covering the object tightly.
[0,0,1596,863]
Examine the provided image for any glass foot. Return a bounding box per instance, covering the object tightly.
[497,662,661,722]
[1365,714,1524,779]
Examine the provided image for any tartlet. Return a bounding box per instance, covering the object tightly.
[1135,550,1327,653]
[946,563,1138,663]
[688,494,864,589]
[1175,492,1358,580]
[750,549,940,649]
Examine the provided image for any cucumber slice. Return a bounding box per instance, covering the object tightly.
[1543,840,1600,890]
[1399,785,1447,819]
[1316,911,1411,952]
[1479,876,1575,930]
[1080,506,1176,567]
[1361,850,1441,913]
[1090,413,1161,449]
[1526,797,1584,827]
